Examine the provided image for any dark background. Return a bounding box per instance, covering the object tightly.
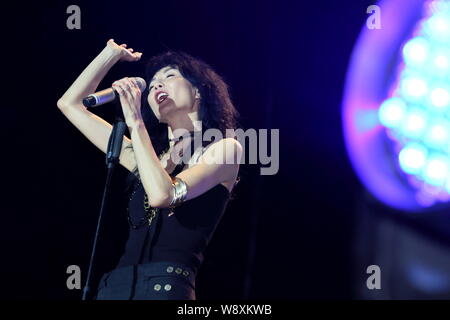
[2,0,375,299]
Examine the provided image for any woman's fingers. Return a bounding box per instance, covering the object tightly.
[113,78,138,99]
[113,80,128,96]
[112,78,142,126]
[125,79,135,94]
[108,39,143,61]
[112,83,122,97]
[126,78,141,98]
[129,78,140,93]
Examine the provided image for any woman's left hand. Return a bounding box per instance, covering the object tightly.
[112,77,144,129]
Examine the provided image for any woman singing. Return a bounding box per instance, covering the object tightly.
[57,39,242,300]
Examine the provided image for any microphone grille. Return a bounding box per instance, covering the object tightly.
[133,77,147,91]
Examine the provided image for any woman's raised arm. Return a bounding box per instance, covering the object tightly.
[56,39,142,173]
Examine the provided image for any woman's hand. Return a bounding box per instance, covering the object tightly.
[112,77,144,129]
[106,39,142,62]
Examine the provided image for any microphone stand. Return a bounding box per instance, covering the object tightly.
[82,101,127,300]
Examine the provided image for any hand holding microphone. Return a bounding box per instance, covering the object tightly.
[83,39,144,108]
[114,77,147,130]
[82,77,146,107]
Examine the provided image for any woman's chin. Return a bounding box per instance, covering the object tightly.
[158,101,177,118]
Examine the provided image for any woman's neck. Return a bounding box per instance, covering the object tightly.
[167,111,201,143]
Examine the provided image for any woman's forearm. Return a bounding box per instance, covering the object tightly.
[58,46,120,108]
[130,122,174,207]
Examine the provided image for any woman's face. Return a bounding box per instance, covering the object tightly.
[147,66,199,122]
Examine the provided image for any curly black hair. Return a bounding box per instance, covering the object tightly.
[124,51,242,201]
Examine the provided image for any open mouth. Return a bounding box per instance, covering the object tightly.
[156,92,169,104]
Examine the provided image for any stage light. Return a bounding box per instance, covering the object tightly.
[401,108,428,138]
[401,77,429,101]
[430,87,450,107]
[446,176,450,193]
[399,143,428,175]
[378,97,407,128]
[433,52,449,71]
[424,120,449,149]
[402,37,430,68]
[375,0,450,207]
[423,12,450,42]
[422,154,449,186]
[343,0,450,211]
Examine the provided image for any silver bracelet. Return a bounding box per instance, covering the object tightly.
[169,177,188,207]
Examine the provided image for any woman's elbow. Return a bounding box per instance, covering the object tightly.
[57,98,67,110]
[148,193,172,209]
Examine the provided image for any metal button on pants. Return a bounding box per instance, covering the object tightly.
[94,261,196,300]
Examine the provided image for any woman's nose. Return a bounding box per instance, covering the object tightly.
[153,81,164,89]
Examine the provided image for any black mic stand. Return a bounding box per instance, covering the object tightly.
[82,101,127,300]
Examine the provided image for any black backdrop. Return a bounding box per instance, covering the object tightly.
[2,0,374,299]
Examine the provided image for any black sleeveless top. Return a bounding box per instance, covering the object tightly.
[116,150,231,273]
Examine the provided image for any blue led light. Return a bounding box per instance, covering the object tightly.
[401,76,429,102]
[430,86,450,108]
[424,120,450,149]
[423,12,450,42]
[378,97,407,128]
[377,0,450,205]
[403,37,430,68]
[400,108,428,139]
[423,154,449,186]
[399,143,428,175]
[432,50,450,72]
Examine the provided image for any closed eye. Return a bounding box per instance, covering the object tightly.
[149,74,175,90]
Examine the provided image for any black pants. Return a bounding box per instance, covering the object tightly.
[94,261,196,300]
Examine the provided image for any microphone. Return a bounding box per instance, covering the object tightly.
[82,77,147,107]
